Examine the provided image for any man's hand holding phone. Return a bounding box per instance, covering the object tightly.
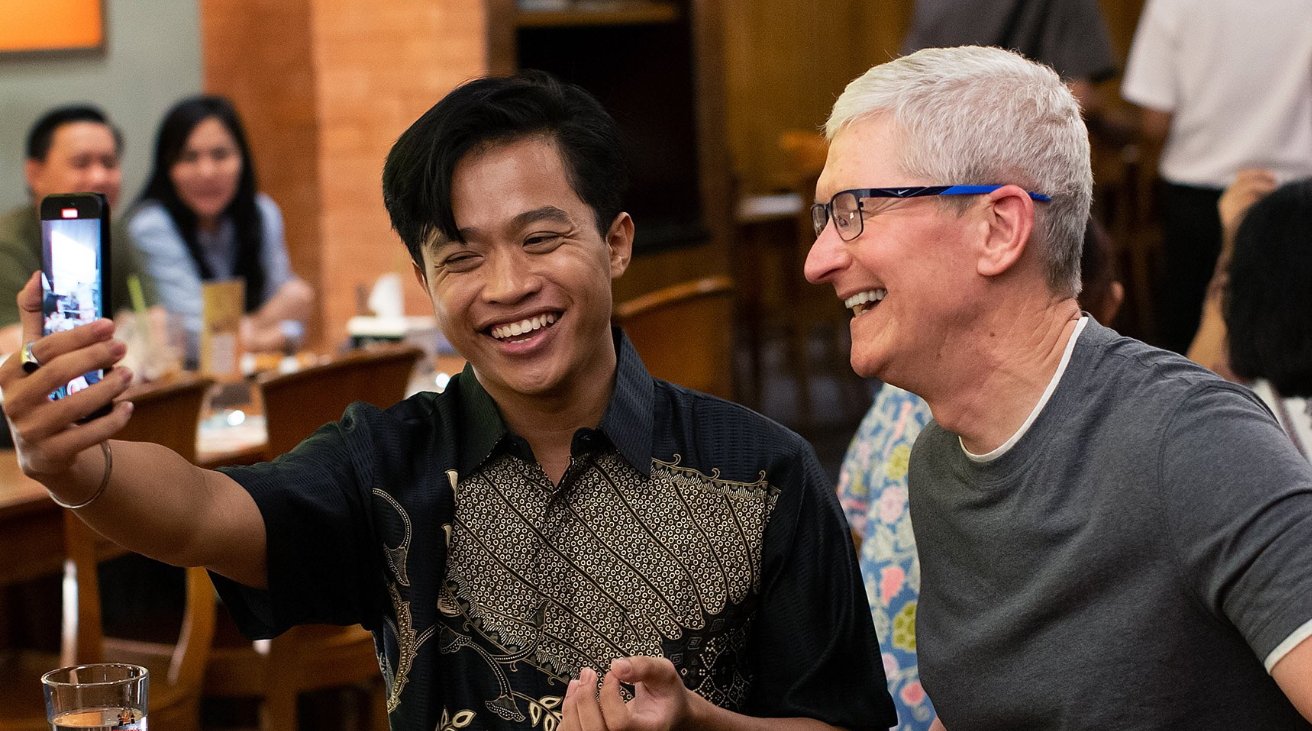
[1,272,133,484]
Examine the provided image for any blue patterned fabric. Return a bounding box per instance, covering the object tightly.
[837,385,935,730]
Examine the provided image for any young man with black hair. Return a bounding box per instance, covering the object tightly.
[1,73,893,730]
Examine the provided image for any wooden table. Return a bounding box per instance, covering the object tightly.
[0,452,63,588]
[0,352,467,585]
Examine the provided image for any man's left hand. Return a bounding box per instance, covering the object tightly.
[561,657,693,731]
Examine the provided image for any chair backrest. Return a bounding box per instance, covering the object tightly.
[614,275,736,399]
[779,129,827,249]
[114,373,215,462]
[61,514,216,690]
[60,374,218,729]
[257,345,424,455]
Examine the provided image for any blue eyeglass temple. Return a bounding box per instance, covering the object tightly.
[937,185,1051,202]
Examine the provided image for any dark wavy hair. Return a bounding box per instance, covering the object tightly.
[138,95,265,312]
[1225,177,1312,397]
[382,70,628,268]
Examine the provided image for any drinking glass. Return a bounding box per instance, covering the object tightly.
[42,663,148,730]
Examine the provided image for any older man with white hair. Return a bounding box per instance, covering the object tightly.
[806,46,1312,729]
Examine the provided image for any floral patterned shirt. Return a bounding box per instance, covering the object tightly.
[837,384,935,731]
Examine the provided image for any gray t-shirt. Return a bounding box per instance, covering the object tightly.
[910,319,1312,729]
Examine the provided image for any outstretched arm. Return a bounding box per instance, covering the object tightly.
[0,272,267,588]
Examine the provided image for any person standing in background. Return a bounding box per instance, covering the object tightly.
[1121,0,1312,354]
[902,0,1116,114]
[128,95,313,365]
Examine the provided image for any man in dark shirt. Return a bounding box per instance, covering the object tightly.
[0,105,156,357]
[2,73,893,730]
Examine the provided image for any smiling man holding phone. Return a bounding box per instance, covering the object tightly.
[0,73,894,730]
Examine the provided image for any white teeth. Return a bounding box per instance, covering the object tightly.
[844,289,887,310]
[491,313,557,340]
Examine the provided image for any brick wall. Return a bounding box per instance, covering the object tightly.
[199,0,487,350]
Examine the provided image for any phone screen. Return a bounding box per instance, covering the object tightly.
[40,194,109,406]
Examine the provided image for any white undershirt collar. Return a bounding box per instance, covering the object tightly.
[963,317,1089,462]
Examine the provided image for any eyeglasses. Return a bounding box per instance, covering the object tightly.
[811,185,1052,241]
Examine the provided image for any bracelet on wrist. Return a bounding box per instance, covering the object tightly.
[48,441,113,510]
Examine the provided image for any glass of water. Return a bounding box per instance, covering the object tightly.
[42,663,148,730]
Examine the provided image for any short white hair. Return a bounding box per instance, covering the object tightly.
[827,46,1091,296]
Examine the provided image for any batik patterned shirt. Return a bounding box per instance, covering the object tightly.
[213,330,894,730]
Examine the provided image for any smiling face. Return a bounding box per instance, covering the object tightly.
[414,135,632,403]
[169,116,243,230]
[25,121,122,208]
[804,114,982,386]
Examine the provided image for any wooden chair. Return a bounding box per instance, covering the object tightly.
[258,344,424,454]
[777,129,867,426]
[201,346,422,731]
[0,375,217,731]
[614,275,737,399]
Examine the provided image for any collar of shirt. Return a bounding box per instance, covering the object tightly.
[453,327,655,478]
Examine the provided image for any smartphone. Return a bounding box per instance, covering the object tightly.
[39,192,112,419]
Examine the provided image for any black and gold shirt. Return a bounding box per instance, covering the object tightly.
[213,330,894,731]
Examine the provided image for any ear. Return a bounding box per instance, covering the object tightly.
[976,185,1035,279]
[23,159,42,198]
[411,261,428,291]
[605,212,634,279]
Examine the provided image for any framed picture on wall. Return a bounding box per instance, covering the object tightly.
[0,0,104,57]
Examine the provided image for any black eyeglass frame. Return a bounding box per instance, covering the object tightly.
[811,185,1052,240]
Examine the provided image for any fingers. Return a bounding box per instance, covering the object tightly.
[21,318,118,375]
[563,667,608,731]
[17,271,42,343]
[608,655,678,686]
[598,663,631,727]
[20,366,133,441]
[1220,168,1278,231]
[17,400,134,472]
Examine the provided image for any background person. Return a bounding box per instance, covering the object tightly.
[901,0,1116,114]
[1121,0,1312,354]
[0,105,155,358]
[2,72,894,730]
[1226,178,1312,456]
[805,45,1312,727]
[128,95,313,365]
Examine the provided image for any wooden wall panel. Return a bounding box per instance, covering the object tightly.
[200,0,322,342]
[199,0,487,350]
[723,1,870,194]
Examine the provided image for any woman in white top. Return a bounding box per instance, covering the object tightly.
[128,95,312,365]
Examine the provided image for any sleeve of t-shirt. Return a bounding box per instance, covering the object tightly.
[744,440,897,730]
[255,194,293,302]
[209,406,387,638]
[1157,382,1312,668]
[127,204,203,344]
[1121,0,1180,112]
[0,238,33,327]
